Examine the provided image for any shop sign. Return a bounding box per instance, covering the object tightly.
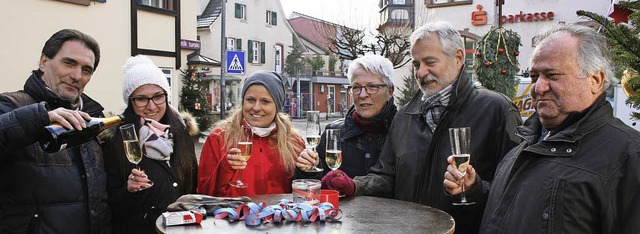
[472,4,554,26]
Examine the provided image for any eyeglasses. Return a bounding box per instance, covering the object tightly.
[348,84,388,95]
[130,93,167,107]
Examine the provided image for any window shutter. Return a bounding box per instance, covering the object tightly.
[248,40,254,63]
[272,12,277,26]
[236,39,242,50]
[260,42,266,64]
[235,4,241,18]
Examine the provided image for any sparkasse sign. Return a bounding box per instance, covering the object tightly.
[471,5,554,26]
[501,11,554,24]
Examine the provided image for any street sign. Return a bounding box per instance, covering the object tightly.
[226,51,245,74]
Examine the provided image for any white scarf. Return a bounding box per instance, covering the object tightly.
[251,122,276,137]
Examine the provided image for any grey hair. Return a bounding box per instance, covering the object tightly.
[347,54,395,88]
[410,21,465,58]
[532,23,615,90]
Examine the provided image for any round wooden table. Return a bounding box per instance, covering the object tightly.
[156,194,455,234]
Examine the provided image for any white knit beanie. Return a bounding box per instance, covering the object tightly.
[122,55,171,103]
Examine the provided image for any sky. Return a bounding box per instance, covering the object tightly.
[279,0,380,31]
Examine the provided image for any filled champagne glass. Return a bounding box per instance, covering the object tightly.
[449,127,475,205]
[325,129,342,171]
[120,123,153,190]
[304,111,323,172]
[120,123,142,170]
[325,128,345,197]
[229,125,253,188]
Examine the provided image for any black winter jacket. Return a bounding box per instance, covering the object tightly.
[353,70,522,234]
[479,95,640,233]
[295,99,397,179]
[0,72,110,233]
[102,118,199,234]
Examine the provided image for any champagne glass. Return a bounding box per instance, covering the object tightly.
[120,123,142,170]
[120,123,153,190]
[325,129,344,197]
[229,125,253,188]
[449,127,475,205]
[304,111,324,172]
[325,129,342,171]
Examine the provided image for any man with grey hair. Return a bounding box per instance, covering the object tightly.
[295,54,397,178]
[323,21,522,233]
[445,23,640,233]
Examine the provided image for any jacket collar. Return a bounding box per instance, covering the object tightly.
[342,97,397,140]
[402,65,474,116]
[519,94,611,144]
[25,70,104,116]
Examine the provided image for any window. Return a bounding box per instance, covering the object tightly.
[161,68,172,104]
[227,37,235,51]
[393,0,406,4]
[235,3,246,20]
[427,0,471,7]
[462,36,477,81]
[266,10,278,26]
[275,45,283,73]
[391,9,409,20]
[248,40,266,64]
[226,37,243,51]
[138,0,174,11]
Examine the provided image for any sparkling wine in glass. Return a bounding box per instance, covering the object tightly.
[449,127,475,205]
[229,125,253,188]
[325,129,342,171]
[304,111,323,172]
[120,123,153,190]
[120,123,142,170]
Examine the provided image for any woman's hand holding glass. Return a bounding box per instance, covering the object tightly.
[227,148,247,170]
[296,148,321,172]
[127,168,153,192]
[229,126,253,188]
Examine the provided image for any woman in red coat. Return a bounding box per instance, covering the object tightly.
[197,71,306,196]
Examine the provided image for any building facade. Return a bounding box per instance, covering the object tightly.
[288,12,351,118]
[0,0,199,114]
[197,0,298,113]
[379,0,612,96]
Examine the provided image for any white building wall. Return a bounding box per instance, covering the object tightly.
[414,0,611,71]
[0,1,198,114]
[199,0,295,103]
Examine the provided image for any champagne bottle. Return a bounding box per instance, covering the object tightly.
[40,114,125,153]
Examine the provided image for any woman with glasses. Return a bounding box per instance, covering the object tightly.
[295,54,397,179]
[101,55,199,233]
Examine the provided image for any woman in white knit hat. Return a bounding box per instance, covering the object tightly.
[197,70,306,197]
[101,55,199,233]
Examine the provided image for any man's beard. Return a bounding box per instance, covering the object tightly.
[419,74,439,97]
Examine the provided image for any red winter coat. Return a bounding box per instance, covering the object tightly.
[197,127,304,197]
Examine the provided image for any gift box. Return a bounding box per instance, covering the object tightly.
[162,211,203,226]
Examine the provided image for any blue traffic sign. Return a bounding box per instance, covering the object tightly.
[226,51,245,74]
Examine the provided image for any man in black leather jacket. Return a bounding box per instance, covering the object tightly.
[446,23,640,233]
[0,29,110,233]
[323,21,522,234]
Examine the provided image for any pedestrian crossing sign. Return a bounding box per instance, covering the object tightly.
[226,51,245,74]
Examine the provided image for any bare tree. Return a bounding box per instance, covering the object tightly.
[371,24,413,68]
[308,16,412,69]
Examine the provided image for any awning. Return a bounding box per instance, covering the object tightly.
[187,51,220,66]
[311,77,350,85]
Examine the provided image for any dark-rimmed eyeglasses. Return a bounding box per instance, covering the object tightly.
[348,84,388,95]
[130,93,167,107]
